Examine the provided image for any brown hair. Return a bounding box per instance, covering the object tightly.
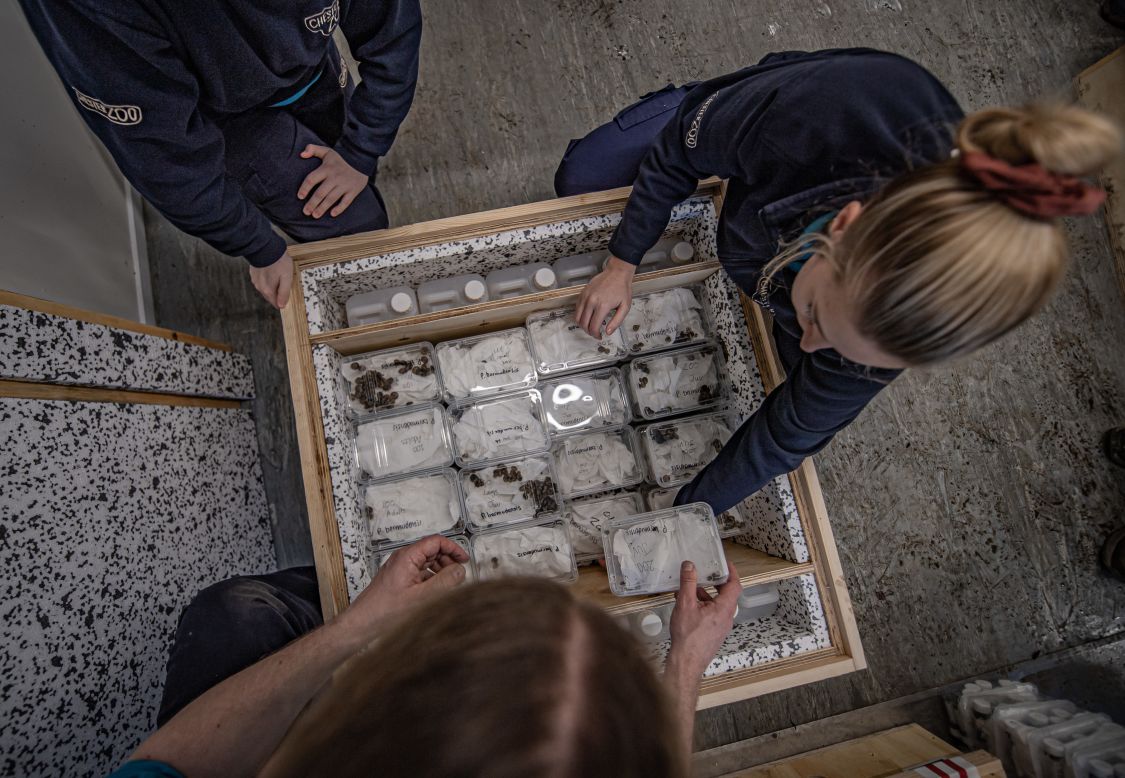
[264,579,683,778]
[765,102,1121,365]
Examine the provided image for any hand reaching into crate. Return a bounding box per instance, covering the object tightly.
[576,255,636,337]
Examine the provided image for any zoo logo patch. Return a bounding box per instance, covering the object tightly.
[73,88,142,126]
[305,0,340,35]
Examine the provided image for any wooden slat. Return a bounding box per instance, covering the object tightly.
[0,379,241,409]
[1075,46,1125,301]
[571,542,813,615]
[280,273,352,619]
[697,649,858,710]
[0,289,232,352]
[289,178,725,269]
[740,284,867,671]
[312,262,721,355]
[721,724,962,778]
[888,751,1004,778]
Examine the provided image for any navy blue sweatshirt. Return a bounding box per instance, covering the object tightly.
[19,0,420,267]
[614,49,965,513]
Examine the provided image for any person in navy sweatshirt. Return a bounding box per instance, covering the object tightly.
[19,0,421,309]
[558,49,1119,516]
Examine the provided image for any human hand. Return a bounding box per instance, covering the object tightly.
[666,559,741,679]
[575,255,636,338]
[297,144,369,219]
[335,535,468,639]
[248,251,294,309]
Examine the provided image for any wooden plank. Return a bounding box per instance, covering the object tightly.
[697,649,859,710]
[280,273,352,620]
[740,284,866,671]
[0,289,233,352]
[1075,46,1125,301]
[289,178,724,269]
[312,262,721,355]
[888,751,1005,778]
[721,724,964,778]
[0,379,242,409]
[571,542,813,615]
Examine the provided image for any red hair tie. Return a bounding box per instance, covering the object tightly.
[960,151,1106,218]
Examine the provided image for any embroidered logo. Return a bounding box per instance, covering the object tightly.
[338,55,348,88]
[304,0,340,35]
[72,88,142,126]
[685,91,718,149]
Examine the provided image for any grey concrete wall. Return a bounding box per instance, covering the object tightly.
[0,4,146,322]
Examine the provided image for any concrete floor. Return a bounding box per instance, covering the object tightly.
[147,0,1125,755]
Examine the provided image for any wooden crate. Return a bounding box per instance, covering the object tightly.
[281,179,865,708]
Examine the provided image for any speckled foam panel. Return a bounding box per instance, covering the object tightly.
[301,197,717,334]
[644,574,831,676]
[0,304,254,399]
[0,399,273,777]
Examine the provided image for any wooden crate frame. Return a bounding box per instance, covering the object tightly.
[281,180,865,708]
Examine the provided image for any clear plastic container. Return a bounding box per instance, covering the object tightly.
[621,285,710,355]
[375,533,475,581]
[552,427,644,498]
[562,491,644,562]
[449,389,551,467]
[338,342,442,418]
[353,404,454,481]
[486,263,558,299]
[644,486,750,538]
[470,516,577,583]
[732,582,779,624]
[603,503,728,596]
[361,468,465,547]
[460,453,560,530]
[637,411,735,487]
[345,286,419,327]
[553,250,608,288]
[626,342,727,420]
[538,368,631,437]
[416,274,489,313]
[434,327,538,402]
[526,307,629,376]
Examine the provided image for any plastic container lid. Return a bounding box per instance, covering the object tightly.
[671,241,695,263]
[469,516,577,583]
[525,307,628,376]
[338,342,442,419]
[620,285,710,355]
[449,389,551,468]
[460,453,560,530]
[353,404,454,481]
[639,612,663,636]
[390,292,414,313]
[361,468,465,547]
[626,342,727,420]
[552,427,644,498]
[464,279,487,301]
[602,502,727,596]
[563,490,643,560]
[539,368,631,437]
[435,327,538,402]
[638,411,735,487]
[533,267,557,289]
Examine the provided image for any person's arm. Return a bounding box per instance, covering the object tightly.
[664,559,742,761]
[675,353,898,514]
[18,0,292,304]
[296,0,421,221]
[126,536,468,778]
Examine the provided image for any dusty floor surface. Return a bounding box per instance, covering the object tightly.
[147,0,1125,750]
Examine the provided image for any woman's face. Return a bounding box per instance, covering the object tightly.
[789,202,908,370]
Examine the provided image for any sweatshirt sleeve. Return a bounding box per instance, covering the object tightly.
[19,0,287,267]
[335,0,422,175]
[674,352,898,515]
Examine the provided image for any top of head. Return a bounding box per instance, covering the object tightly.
[261,579,683,778]
[797,102,1121,368]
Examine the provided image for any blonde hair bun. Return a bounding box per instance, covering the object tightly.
[957,102,1122,177]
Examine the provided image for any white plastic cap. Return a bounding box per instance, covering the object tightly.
[533,267,556,289]
[390,292,414,313]
[639,612,662,636]
[464,279,486,301]
[671,241,695,263]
